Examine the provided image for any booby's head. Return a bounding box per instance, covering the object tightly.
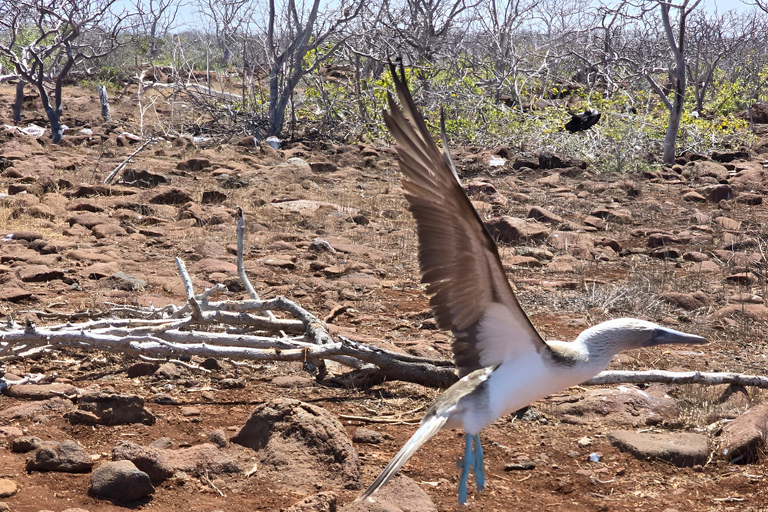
[575,318,707,363]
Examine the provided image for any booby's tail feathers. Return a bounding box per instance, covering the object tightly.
[356,414,448,502]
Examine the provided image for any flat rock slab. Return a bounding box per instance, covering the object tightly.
[0,397,74,423]
[6,383,78,400]
[485,216,550,244]
[0,287,34,302]
[0,479,18,498]
[233,398,360,491]
[607,431,708,467]
[65,392,156,426]
[18,265,64,282]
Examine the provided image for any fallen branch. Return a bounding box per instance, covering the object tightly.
[103,138,154,185]
[585,370,768,389]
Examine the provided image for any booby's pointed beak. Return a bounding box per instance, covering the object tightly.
[650,326,708,346]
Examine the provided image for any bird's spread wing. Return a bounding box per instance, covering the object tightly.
[383,63,546,377]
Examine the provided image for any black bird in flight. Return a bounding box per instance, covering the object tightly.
[565,108,602,133]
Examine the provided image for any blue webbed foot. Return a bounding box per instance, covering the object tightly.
[472,434,486,492]
[458,433,472,504]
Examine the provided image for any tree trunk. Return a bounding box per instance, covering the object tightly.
[98,85,111,121]
[12,80,25,122]
[663,74,685,164]
[45,106,64,143]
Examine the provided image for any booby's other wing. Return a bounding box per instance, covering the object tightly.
[356,413,448,502]
[357,366,494,502]
[383,63,546,377]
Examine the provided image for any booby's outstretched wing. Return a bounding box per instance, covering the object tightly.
[383,63,546,377]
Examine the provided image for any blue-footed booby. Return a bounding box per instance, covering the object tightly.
[356,63,708,505]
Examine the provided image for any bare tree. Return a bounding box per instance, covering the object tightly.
[257,0,365,137]
[195,0,252,66]
[133,0,185,59]
[473,0,540,107]
[379,0,479,85]
[651,0,701,163]
[686,8,755,115]
[591,0,701,164]
[0,0,124,143]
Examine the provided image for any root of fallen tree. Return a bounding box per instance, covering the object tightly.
[2,209,768,392]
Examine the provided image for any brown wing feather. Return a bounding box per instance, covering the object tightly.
[384,62,545,377]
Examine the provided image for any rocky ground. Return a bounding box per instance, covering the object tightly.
[1,84,768,512]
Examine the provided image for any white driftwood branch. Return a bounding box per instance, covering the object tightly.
[586,370,768,389]
[103,138,154,185]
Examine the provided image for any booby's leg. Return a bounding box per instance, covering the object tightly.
[472,434,485,492]
[458,433,473,504]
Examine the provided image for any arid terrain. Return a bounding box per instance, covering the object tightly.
[1,83,768,512]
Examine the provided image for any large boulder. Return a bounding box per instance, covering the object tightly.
[233,398,360,491]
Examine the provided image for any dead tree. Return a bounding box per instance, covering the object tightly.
[132,0,184,59]
[261,0,365,137]
[0,0,124,143]
[195,0,252,66]
[589,0,702,164]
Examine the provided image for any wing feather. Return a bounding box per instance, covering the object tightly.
[384,62,546,377]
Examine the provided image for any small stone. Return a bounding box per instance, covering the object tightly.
[725,272,759,286]
[6,383,78,400]
[504,460,535,471]
[308,238,336,254]
[272,376,314,388]
[0,426,23,438]
[11,436,43,453]
[714,216,740,231]
[352,427,384,444]
[218,378,246,389]
[707,184,733,202]
[176,158,211,171]
[65,391,155,426]
[721,403,768,463]
[112,441,174,484]
[577,436,592,448]
[485,216,551,244]
[91,223,127,238]
[180,406,200,417]
[683,191,707,202]
[125,362,158,377]
[208,429,228,448]
[683,251,708,262]
[156,362,181,379]
[527,206,563,224]
[0,287,34,302]
[18,265,64,282]
[90,460,155,502]
[735,192,762,205]
[0,479,18,498]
